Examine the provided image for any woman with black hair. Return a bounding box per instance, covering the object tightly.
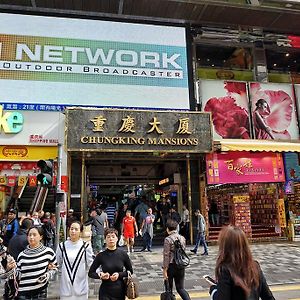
[56,221,94,300]
[162,219,191,300]
[16,226,56,299]
[88,228,133,300]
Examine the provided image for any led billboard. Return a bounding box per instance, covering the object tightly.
[0,13,190,111]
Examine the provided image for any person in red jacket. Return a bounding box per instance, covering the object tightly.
[121,210,138,254]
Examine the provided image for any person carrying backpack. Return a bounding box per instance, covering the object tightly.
[162,219,191,300]
[190,209,208,255]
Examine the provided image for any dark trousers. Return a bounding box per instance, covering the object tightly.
[167,263,191,300]
[17,288,47,300]
[142,232,152,250]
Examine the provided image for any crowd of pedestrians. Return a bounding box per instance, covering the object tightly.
[0,195,275,300]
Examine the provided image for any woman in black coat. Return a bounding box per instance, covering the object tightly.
[209,226,275,300]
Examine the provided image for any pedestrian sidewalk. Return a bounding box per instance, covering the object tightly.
[2,241,300,299]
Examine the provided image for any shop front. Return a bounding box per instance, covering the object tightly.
[65,108,212,242]
[206,151,286,240]
[0,106,66,214]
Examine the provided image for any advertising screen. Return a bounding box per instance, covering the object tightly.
[0,13,189,111]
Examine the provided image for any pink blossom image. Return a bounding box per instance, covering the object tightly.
[203,81,250,139]
[250,83,299,140]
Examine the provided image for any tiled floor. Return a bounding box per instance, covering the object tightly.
[2,242,300,298]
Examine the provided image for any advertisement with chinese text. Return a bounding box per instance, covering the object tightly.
[249,83,299,140]
[0,13,189,111]
[206,151,285,184]
[200,80,250,140]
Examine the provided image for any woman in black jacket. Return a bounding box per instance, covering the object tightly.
[209,226,275,300]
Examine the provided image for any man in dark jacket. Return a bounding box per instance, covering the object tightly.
[8,217,33,260]
[2,209,19,247]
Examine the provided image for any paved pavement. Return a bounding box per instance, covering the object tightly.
[2,241,300,299]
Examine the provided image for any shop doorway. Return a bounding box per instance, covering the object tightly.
[69,152,199,245]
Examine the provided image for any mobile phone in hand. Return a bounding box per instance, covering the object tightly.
[203,274,217,285]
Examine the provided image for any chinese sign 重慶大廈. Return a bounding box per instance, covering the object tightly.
[65,108,212,153]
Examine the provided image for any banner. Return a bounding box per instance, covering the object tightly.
[7,176,16,187]
[0,13,189,110]
[283,152,300,182]
[200,80,250,140]
[18,176,27,186]
[28,176,37,187]
[249,83,299,140]
[277,198,287,228]
[206,151,285,184]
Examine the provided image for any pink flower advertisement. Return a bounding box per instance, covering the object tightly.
[206,151,285,185]
[249,83,299,140]
[201,80,250,140]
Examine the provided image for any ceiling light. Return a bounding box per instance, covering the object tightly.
[273,63,277,67]
[285,53,290,57]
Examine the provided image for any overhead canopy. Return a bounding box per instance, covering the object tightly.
[215,139,300,152]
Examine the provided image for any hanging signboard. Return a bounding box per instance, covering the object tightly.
[206,151,285,184]
[66,108,212,153]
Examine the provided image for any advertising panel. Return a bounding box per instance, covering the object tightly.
[206,151,285,184]
[283,152,300,182]
[249,83,299,140]
[0,106,64,145]
[200,80,250,140]
[66,108,212,153]
[0,13,189,111]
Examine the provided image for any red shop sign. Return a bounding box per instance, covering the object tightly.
[206,151,285,184]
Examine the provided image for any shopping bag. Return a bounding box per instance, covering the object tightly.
[160,279,176,300]
[118,235,125,247]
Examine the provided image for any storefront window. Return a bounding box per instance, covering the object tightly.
[196,44,254,81]
[266,48,300,83]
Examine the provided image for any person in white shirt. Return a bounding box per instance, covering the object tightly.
[56,221,94,300]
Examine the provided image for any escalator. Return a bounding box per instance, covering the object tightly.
[18,186,56,214]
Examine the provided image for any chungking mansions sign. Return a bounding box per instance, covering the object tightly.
[66,108,212,153]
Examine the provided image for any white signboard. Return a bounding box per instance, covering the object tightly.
[0,13,190,111]
[0,108,64,145]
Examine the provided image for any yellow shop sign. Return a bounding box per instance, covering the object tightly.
[0,146,57,160]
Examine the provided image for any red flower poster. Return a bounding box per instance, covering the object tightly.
[201,80,250,140]
[249,83,299,140]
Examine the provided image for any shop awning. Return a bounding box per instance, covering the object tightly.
[215,139,300,152]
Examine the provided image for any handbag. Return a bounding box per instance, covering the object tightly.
[125,271,139,299]
[160,279,176,300]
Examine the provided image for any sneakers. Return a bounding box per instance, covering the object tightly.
[140,248,146,252]
[201,252,208,256]
[147,249,152,252]
[130,247,134,253]
[190,249,197,254]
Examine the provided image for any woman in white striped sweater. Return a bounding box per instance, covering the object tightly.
[16,226,56,300]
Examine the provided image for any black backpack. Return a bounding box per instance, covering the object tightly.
[173,239,190,269]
